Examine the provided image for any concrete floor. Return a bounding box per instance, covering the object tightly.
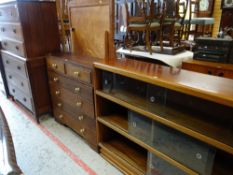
[0,95,123,175]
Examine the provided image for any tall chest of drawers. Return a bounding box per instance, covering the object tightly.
[47,54,99,149]
[0,1,60,122]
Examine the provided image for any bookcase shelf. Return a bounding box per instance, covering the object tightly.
[94,59,233,175]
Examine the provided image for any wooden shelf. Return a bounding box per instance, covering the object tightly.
[99,138,147,175]
[98,115,198,175]
[96,89,233,155]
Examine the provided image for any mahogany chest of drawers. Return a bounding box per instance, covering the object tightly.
[0,1,60,122]
[47,54,100,149]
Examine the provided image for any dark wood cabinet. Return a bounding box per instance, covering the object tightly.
[0,1,60,122]
[47,53,100,149]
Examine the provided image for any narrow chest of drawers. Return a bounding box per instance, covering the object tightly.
[47,55,98,149]
[0,1,60,122]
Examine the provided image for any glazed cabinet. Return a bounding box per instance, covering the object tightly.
[94,59,233,175]
[0,1,60,122]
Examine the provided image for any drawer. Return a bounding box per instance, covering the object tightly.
[128,111,152,145]
[0,3,19,22]
[48,71,93,102]
[182,63,218,76]
[1,39,26,57]
[147,152,187,175]
[152,122,216,175]
[8,83,33,111]
[53,107,67,125]
[5,70,30,95]
[52,96,95,118]
[0,23,23,41]
[216,69,233,79]
[2,51,27,78]
[47,56,65,74]
[66,63,92,84]
[53,107,97,146]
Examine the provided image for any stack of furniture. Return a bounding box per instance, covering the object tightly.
[0,1,60,122]
[46,0,110,148]
[94,59,233,175]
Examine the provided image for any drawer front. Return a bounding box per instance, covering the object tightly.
[2,39,26,57]
[5,70,30,95]
[48,71,93,102]
[52,96,94,118]
[66,63,92,84]
[0,23,23,41]
[8,83,33,111]
[147,153,187,175]
[2,51,27,78]
[152,122,216,175]
[65,111,97,146]
[53,107,67,124]
[128,111,152,145]
[182,63,217,76]
[0,3,19,22]
[47,57,65,74]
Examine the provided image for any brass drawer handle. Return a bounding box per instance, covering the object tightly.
[59,114,63,119]
[53,77,59,82]
[99,0,103,4]
[74,87,80,93]
[80,128,85,135]
[57,103,62,107]
[55,90,60,95]
[76,102,82,107]
[52,63,57,69]
[78,115,84,121]
[73,71,80,77]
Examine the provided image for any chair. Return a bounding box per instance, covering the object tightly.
[162,0,188,47]
[147,0,165,54]
[124,0,150,51]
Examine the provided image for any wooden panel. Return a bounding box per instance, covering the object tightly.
[8,83,33,111]
[5,70,31,95]
[0,22,23,41]
[0,3,19,22]
[2,51,27,78]
[66,63,92,84]
[69,3,109,59]
[1,39,26,57]
[47,56,65,74]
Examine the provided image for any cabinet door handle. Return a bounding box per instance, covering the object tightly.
[52,63,57,69]
[80,128,85,135]
[55,90,60,95]
[59,114,63,119]
[132,122,137,128]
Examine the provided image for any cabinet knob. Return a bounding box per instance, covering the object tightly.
[52,63,57,69]
[12,89,15,93]
[13,28,16,33]
[207,70,212,75]
[21,82,24,87]
[99,0,103,4]
[150,96,156,103]
[59,114,63,119]
[57,103,62,107]
[74,87,80,92]
[74,71,80,77]
[80,128,85,135]
[23,98,27,102]
[15,46,19,50]
[78,115,84,121]
[55,90,60,95]
[53,77,59,82]
[76,102,82,107]
[17,66,21,70]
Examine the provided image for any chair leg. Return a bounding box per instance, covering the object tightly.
[146,30,152,55]
[159,29,163,52]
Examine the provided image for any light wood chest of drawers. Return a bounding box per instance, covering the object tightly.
[0,1,60,122]
[47,54,100,149]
